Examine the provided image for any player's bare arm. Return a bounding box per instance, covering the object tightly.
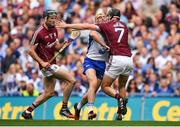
[55,20,99,31]
[28,44,50,68]
[90,31,110,51]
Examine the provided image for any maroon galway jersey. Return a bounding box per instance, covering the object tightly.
[97,20,132,57]
[30,25,58,68]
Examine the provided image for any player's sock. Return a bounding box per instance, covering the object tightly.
[77,102,82,110]
[26,103,37,113]
[77,101,86,110]
[62,101,68,109]
[87,103,93,112]
[115,93,121,100]
[118,98,123,107]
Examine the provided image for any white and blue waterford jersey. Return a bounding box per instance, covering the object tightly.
[83,31,109,79]
[86,32,109,61]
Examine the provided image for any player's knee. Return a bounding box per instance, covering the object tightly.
[101,85,105,91]
[101,85,107,92]
[45,90,55,97]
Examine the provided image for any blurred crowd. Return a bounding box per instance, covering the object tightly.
[0,0,179,97]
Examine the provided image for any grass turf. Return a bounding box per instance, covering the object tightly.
[0,120,179,126]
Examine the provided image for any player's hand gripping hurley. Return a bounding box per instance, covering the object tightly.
[43,30,80,70]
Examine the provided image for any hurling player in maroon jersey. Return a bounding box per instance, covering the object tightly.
[56,8,133,120]
[22,9,75,119]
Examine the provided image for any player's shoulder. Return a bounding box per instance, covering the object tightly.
[112,20,128,29]
[103,20,117,27]
[31,25,44,43]
[96,21,111,29]
[34,25,44,35]
[96,21,108,27]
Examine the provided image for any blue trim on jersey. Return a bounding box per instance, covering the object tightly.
[87,35,93,54]
[83,57,106,80]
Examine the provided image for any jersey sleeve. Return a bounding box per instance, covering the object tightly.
[96,22,107,34]
[30,31,41,46]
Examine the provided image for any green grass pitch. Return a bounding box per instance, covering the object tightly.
[0,120,180,126]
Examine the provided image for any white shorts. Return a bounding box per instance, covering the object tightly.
[105,55,133,79]
[41,64,60,77]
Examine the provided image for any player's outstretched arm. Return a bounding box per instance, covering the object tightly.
[55,20,98,31]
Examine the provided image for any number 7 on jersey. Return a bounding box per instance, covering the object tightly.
[115,28,124,43]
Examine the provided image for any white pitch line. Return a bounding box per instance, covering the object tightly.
[0,126,180,127]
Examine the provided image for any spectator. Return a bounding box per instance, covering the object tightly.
[0,72,6,96]
[165,3,179,26]
[139,47,151,66]
[174,71,180,96]
[174,45,180,71]
[72,80,86,97]
[2,64,20,96]
[22,80,39,96]
[30,69,43,93]
[156,76,174,95]
[124,1,137,20]
[127,79,140,96]
[135,74,144,92]
[148,72,159,92]
[2,64,17,85]
[139,0,158,19]
[1,48,17,73]
[155,47,172,69]
[0,35,8,59]
[141,82,152,97]
[17,76,28,96]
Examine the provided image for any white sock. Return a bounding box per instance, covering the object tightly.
[25,110,31,114]
[87,103,93,112]
[118,98,123,107]
[77,102,82,110]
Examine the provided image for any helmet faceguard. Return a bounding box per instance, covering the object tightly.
[43,9,57,19]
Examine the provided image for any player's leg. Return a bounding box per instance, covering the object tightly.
[87,59,106,120]
[101,74,116,98]
[117,56,133,120]
[74,69,102,120]
[116,75,129,120]
[74,92,88,120]
[86,69,97,108]
[74,58,91,120]
[22,76,56,119]
[52,66,75,118]
[101,57,118,99]
[101,74,127,120]
[118,75,128,98]
[86,69,101,119]
[101,56,127,120]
